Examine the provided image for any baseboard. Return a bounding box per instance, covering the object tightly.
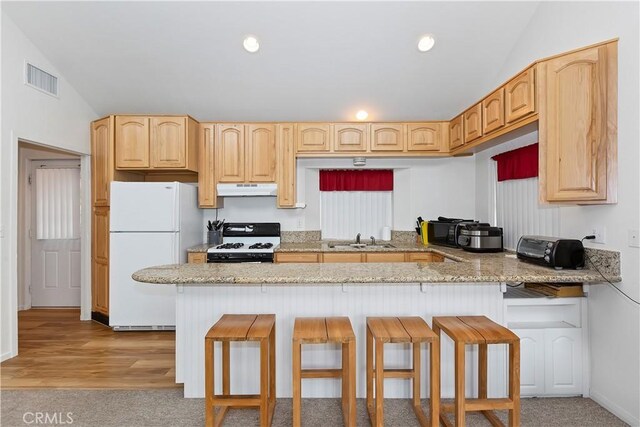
[590,389,640,426]
[1,350,16,362]
[91,311,109,326]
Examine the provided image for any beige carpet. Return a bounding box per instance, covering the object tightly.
[0,389,627,426]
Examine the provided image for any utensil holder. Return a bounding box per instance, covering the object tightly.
[207,230,222,246]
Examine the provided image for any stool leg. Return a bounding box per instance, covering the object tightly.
[454,342,466,427]
[347,340,357,427]
[432,323,446,427]
[413,342,421,410]
[509,341,521,427]
[292,339,302,427]
[260,337,269,427]
[342,343,348,420]
[430,338,440,427]
[478,343,487,400]
[205,339,215,427]
[222,341,230,396]
[269,326,276,411]
[375,338,384,427]
[366,325,374,422]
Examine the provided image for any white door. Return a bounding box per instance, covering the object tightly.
[513,329,546,396]
[30,161,81,307]
[545,328,583,395]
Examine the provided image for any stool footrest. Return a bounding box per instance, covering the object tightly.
[211,394,261,407]
[441,398,514,412]
[301,368,342,379]
[373,368,415,379]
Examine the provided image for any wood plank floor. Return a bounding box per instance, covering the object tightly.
[1,309,179,389]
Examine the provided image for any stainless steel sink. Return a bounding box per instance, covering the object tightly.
[327,243,395,249]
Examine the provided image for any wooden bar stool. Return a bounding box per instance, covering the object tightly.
[292,317,356,427]
[205,314,276,427]
[366,316,440,427]
[432,315,520,427]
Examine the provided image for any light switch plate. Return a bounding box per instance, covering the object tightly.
[629,229,640,248]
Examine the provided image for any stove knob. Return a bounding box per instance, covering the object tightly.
[544,255,550,262]
[545,249,551,254]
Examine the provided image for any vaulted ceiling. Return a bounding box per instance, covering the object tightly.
[3,1,540,121]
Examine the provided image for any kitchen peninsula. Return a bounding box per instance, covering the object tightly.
[133,244,620,399]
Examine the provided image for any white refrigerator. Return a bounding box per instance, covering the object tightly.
[109,182,202,329]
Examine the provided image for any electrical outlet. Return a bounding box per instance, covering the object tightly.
[590,227,606,244]
[629,229,640,248]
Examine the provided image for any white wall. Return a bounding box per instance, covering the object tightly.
[1,12,98,361]
[476,3,640,424]
[204,157,477,234]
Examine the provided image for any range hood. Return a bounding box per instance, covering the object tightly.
[216,183,278,197]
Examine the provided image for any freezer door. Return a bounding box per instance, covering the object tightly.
[109,232,178,327]
[110,182,178,232]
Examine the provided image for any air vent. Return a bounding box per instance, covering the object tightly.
[25,62,58,97]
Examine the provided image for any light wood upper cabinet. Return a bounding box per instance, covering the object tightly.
[506,67,536,123]
[216,124,245,182]
[370,124,405,151]
[297,123,331,152]
[246,124,276,182]
[198,123,222,208]
[277,124,296,208]
[333,124,369,152]
[115,116,149,168]
[91,117,112,206]
[151,117,186,168]
[463,103,483,143]
[482,88,505,135]
[538,42,617,204]
[407,123,444,152]
[449,114,464,150]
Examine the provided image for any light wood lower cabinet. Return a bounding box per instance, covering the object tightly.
[274,253,321,263]
[274,251,445,263]
[187,253,206,264]
[92,206,110,316]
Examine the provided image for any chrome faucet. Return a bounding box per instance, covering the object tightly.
[370,236,376,246]
[356,233,361,244]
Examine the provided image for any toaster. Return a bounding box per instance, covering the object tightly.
[516,236,585,269]
[457,224,504,253]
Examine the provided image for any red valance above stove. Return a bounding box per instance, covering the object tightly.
[319,169,394,191]
[491,143,539,182]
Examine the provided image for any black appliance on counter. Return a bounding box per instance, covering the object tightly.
[427,217,484,248]
[207,222,280,263]
[457,224,504,253]
[516,236,585,269]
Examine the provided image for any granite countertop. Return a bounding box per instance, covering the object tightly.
[137,243,620,285]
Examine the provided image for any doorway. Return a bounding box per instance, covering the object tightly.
[18,143,83,309]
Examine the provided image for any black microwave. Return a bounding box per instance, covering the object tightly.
[427,218,480,247]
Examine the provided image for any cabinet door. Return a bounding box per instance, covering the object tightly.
[407,123,443,152]
[506,67,536,123]
[334,124,368,152]
[297,123,331,152]
[216,124,245,182]
[93,207,110,264]
[463,103,483,143]
[539,44,616,203]
[544,328,582,395]
[151,117,186,168]
[449,115,464,149]
[482,88,505,134]
[277,124,296,208]
[323,253,364,263]
[513,329,546,396]
[92,260,109,315]
[275,253,320,263]
[187,253,206,264]
[365,253,405,263]
[91,117,112,206]
[370,124,405,152]
[246,124,276,182]
[198,124,219,208]
[115,116,149,168]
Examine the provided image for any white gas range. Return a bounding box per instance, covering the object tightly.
[207,223,280,263]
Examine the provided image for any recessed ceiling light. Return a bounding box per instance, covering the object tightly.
[243,35,260,53]
[356,110,369,121]
[418,35,435,52]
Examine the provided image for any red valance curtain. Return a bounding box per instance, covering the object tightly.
[319,169,393,191]
[491,143,539,182]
